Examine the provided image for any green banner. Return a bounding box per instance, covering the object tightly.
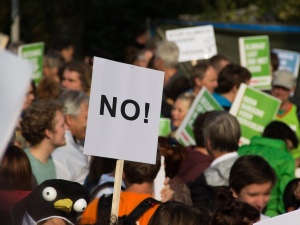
[230,84,281,144]
[239,36,271,90]
[18,42,44,85]
[175,88,223,147]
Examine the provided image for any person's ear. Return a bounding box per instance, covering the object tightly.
[65,115,74,127]
[206,138,211,150]
[230,188,238,199]
[195,77,202,87]
[45,129,53,140]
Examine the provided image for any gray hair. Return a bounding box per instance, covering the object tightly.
[203,111,240,152]
[155,40,179,68]
[59,90,89,116]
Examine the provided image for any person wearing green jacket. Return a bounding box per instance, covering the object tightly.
[238,121,298,217]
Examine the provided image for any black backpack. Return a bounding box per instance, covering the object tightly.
[96,194,160,225]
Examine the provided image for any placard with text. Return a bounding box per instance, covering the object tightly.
[272,48,299,77]
[230,83,281,145]
[18,42,44,85]
[0,50,32,159]
[166,25,217,62]
[239,35,271,89]
[175,88,223,147]
[84,57,164,164]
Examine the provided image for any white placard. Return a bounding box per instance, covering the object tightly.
[254,210,300,225]
[166,25,217,62]
[84,57,164,164]
[0,50,32,159]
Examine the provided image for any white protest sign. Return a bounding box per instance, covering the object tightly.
[0,33,9,49]
[254,210,300,225]
[0,50,32,159]
[84,57,164,164]
[166,25,217,62]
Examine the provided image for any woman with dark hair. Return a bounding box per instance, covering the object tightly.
[0,145,35,224]
[229,155,276,221]
[148,201,210,225]
[239,120,297,216]
[158,137,192,205]
[283,178,300,212]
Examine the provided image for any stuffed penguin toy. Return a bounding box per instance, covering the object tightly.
[12,179,89,225]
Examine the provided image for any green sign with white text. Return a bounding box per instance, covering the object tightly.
[230,84,281,145]
[239,36,271,90]
[175,88,223,147]
[18,42,44,85]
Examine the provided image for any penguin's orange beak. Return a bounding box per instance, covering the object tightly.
[54,198,73,213]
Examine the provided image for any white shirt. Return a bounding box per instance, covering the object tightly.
[52,130,89,184]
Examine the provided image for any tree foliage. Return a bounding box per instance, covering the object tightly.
[0,0,299,61]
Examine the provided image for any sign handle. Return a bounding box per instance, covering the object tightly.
[110,159,124,224]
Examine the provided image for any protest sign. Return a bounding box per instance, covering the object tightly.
[230,83,281,145]
[0,33,9,49]
[254,209,300,225]
[84,57,164,164]
[18,42,44,85]
[175,88,223,147]
[159,118,171,137]
[0,50,32,159]
[166,25,217,62]
[272,48,300,77]
[239,35,271,89]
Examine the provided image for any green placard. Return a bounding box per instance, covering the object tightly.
[239,36,271,90]
[230,83,281,144]
[175,88,223,147]
[18,42,44,85]
[159,118,171,137]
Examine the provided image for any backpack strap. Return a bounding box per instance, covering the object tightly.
[96,195,160,225]
[96,194,114,224]
[122,197,161,225]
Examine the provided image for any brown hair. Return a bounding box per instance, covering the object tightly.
[211,201,260,225]
[21,99,64,146]
[215,64,251,94]
[123,150,161,185]
[0,145,34,190]
[64,61,92,94]
[158,137,186,178]
[149,201,210,225]
[191,60,212,86]
[229,155,276,194]
[37,77,61,100]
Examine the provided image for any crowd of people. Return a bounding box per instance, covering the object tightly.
[1,31,300,225]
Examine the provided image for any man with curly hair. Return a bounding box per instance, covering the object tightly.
[21,99,66,184]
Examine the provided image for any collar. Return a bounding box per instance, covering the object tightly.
[210,152,238,167]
